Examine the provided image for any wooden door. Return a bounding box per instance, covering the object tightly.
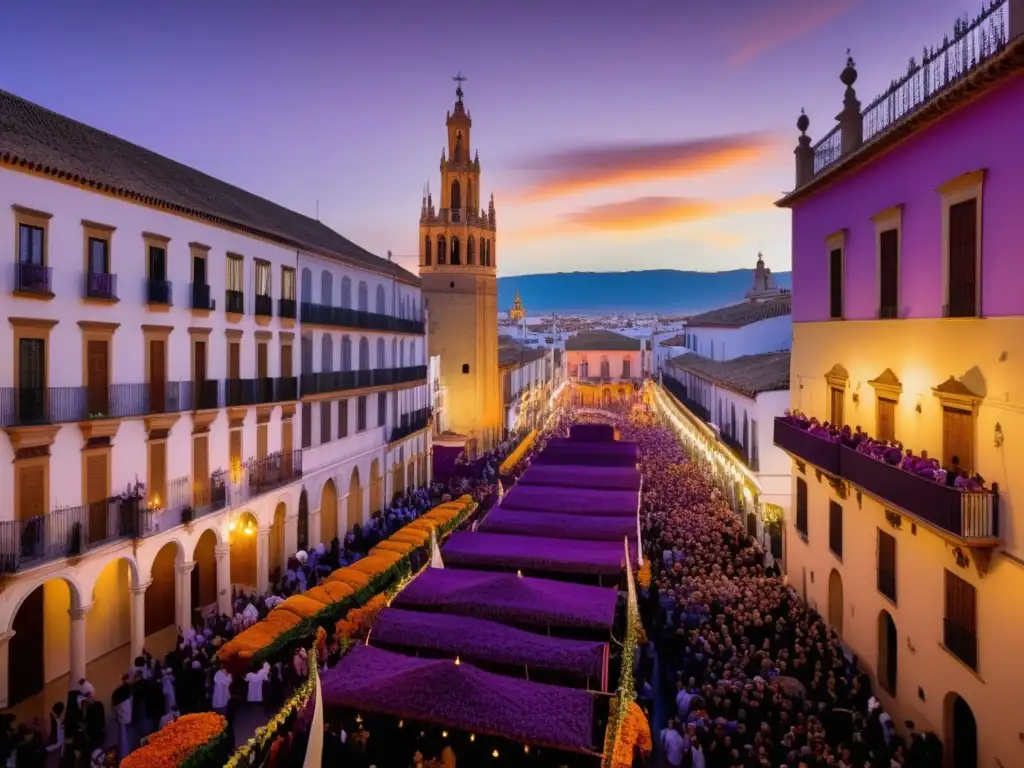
[229,342,241,380]
[149,339,166,413]
[230,429,242,475]
[948,199,977,317]
[17,464,45,523]
[282,420,294,476]
[877,398,896,443]
[942,407,973,472]
[193,434,209,506]
[18,338,45,422]
[830,386,844,426]
[194,340,207,383]
[281,345,293,378]
[86,453,108,543]
[86,340,109,415]
[257,424,268,462]
[828,569,844,637]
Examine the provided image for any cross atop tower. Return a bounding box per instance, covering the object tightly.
[453,71,467,102]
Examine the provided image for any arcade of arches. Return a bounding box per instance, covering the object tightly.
[347,466,363,532]
[229,511,258,591]
[320,478,339,545]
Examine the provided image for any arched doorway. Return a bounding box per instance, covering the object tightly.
[321,478,339,545]
[746,512,758,538]
[420,453,428,488]
[877,610,898,696]
[945,693,978,768]
[369,459,382,516]
[395,447,406,497]
[192,529,218,616]
[230,512,258,592]
[8,577,80,709]
[269,502,286,578]
[347,466,363,532]
[89,557,134,666]
[828,568,844,637]
[145,541,181,640]
[297,490,309,552]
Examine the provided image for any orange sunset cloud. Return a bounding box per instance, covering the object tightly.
[512,133,778,202]
[728,0,857,68]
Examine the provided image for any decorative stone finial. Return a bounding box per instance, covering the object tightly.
[840,50,858,88]
[797,108,810,135]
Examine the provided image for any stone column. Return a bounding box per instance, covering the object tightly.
[308,508,321,549]
[130,580,152,661]
[837,55,862,155]
[0,631,14,709]
[214,543,232,616]
[175,561,196,632]
[69,604,93,689]
[284,513,299,561]
[257,528,271,596]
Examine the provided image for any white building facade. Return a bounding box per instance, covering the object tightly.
[0,90,429,712]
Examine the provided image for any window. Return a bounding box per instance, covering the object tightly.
[341,277,352,309]
[341,336,352,371]
[357,395,367,431]
[281,266,296,300]
[320,401,332,444]
[943,570,977,670]
[358,281,369,312]
[600,356,610,379]
[359,338,370,370]
[255,260,271,297]
[751,420,760,471]
[830,386,844,426]
[376,338,386,368]
[301,402,312,448]
[88,238,109,274]
[226,254,244,292]
[946,199,978,317]
[149,440,167,510]
[18,223,45,265]
[941,406,974,474]
[461,363,470,374]
[877,529,896,603]
[257,423,268,462]
[376,284,386,315]
[377,392,387,427]
[829,247,843,319]
[149,246,167,281]
[338,399,349,438]
[622,358,631,378]
[300,268,313,302]
[321,270,333,305]
[877,397,896,442]
[795,478,808,536]
[878,229,899,318]
[828,501,843,559]
[321,335,334,372]
[424,236,432,267]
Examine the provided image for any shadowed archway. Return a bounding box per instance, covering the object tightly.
[347,466,363,532]
[828,568,844,637]
[321,478,339,545]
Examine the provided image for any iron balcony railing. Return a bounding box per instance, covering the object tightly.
[943,619,978,671]
[278,297,297,319]
[299,365,427,397]
[662,377,713,424]
[254,294,273,318]
[147,278,172,305]
[774,417,999,541]
[225,289,244,315]
[275,376,298,402]
[0,382,203,426]
[388,407,432,443]
[15,263,52,296]
[227,450,303,508]
[191,379,221,411]
[225,378,257,407]
[255,377,275,404]
[299,301,426,334]
[85,272,117,301]
[191,282,215,311]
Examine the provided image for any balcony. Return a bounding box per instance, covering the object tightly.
[226,450,304,508]
[225,289,244,315]
[388,408,432,443]
[275,376,298,402]
[147,278,173,306]
[191,379,221,411]
[14,263,53,297]
[191,282,215,311]
[298,366,427,397]
[772,418,841,476]
[255,294,273,318]
[85,272,118,301]
[943,619,978,671]
[0,382,194,426]
[225,379,257,407]
[774,418,999,543]
[278,297,297,320]
[299,302,426,335]
[255,377,275,404]
[662,377,712,424]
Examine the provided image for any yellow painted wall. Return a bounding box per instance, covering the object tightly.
[42,580,71,683]
[86,560,131,669]
[789,319,1024,768]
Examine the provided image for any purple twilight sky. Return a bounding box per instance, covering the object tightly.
[1,0,979,276]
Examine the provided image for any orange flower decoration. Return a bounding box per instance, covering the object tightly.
[610,702,652,768]
[327,568,371,591]
[373,540,416,555]
[335,593,388,642]
[637,561,651,589]
[121,713,226,768]
[276,594,325,621]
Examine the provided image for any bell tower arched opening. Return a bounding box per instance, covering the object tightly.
[451,179,461,211]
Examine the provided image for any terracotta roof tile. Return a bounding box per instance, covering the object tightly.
[565,330,642,352]
[667,351,790,398]
[0,89,418,285]
[684,295,791,328]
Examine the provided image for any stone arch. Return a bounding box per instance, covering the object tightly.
[321,270,333,305]
[375,284,387,315]
[300,267,312,303]
[359,337,370,370]
[7,575,85,707]
[376,338,386,369]
[437,235,447,265]
[192,528,218,613]
[451,236,461,265]
[451,178,461,209]
[943,692,978,768]
[230,511,259,592]
[321,477,339,545]
[467,236,475,265]
[270,502,287,578]
[146,540,183,638]
[347,465,363,531]
[341,276,352,309]
[877,609,898,696]
[87,555,137,674]
[370,458,382,517]
[828,568,844,637]
[424,235,432,266]
[297,489,310,551]
[357,281,369,312]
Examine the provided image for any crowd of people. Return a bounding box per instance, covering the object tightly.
[780,411,985,491]
[625,403,942,767]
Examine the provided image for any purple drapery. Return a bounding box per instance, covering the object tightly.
[480,508,638,542]
[518,464,642,491]
[501,484,639,516]
[443,531,625,576]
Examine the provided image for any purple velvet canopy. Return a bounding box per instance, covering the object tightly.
[501,484,639,516]
[442,531,625,576]
[370,608,607,679]
[480,508,638,543]
[392,567,618,630]
[569,423,616,442]
[532,438,638,467]
[518,464,642,491]
[321,645,598,754]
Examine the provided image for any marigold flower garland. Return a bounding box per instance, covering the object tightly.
[121,713,227,768]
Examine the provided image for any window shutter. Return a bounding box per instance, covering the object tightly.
[193,434,209,506]
[18,464,46,521]
[150,442,167,503]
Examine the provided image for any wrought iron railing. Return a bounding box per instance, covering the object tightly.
[225,289,244,314]
[85,272,117,301]
[388,408,432,443]
[300,366,427,397]
[227,450,304,508]
[146,278,172,305]
[254,294,273,317]
[278,297,297,319]
[299,301,426,334]
[191,282,215,310]
[15,263,52,295]
[226,378,257,407]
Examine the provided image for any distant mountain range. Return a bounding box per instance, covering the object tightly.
[497,269,792,316]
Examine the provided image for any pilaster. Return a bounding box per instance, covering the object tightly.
[214,543,232,616]
[175,560,196,631]
[69,603,94,689]
[0,631,14,709]
[129,580,152,661]
[257,528,271,595]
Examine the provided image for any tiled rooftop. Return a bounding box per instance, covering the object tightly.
[667,351,790,398]
[565,330,642,352]
[683,295,791,328]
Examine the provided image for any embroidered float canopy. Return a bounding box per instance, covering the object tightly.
[501,484,639,517]
[568,423,616,442]
[480,509,638,543]
[518,464,642,491]
[442,531,626,576]
[321,645,599,755]
[370,608,607,680]
[391,567,618,631]
[532,438,638,466]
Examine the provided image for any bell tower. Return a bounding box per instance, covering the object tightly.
[420,74,501,452]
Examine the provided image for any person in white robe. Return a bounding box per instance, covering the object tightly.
[212,668,233,710]
[246,663,270,703]
[159,705,179,729]
[161,668,176,711]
